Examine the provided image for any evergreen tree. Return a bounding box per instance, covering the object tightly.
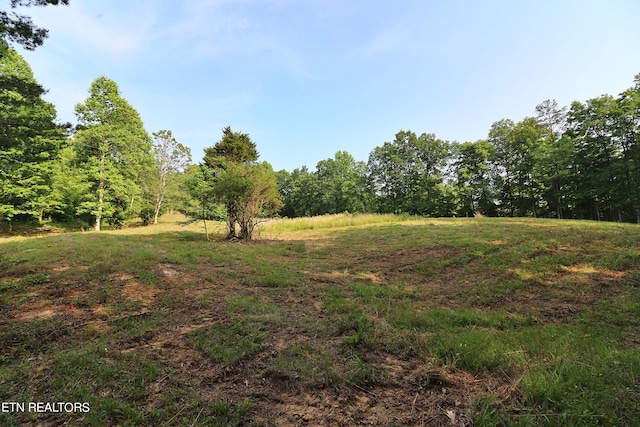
[203,127,280,239]
[0,0,69,52]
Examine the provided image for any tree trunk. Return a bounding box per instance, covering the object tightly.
[154,162,167,225]
[95,150,106,232]
[226,203,238,239]
[227,214,236,239]
[199,194,210,240]
[153,193,162,225]
[95,179,104,231]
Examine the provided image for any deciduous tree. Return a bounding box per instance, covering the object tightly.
[74,76,152,231]
[534,100,572,219]
[0,47,65,224]
[277,166,322,218]
[150,130,191,224]
[367,130,450,215]
[452,140,495,216]
[213,161,281,239]
[315,151,369,214]
[488,118,544,216]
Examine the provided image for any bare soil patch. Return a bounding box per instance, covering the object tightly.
[122,280,157,307]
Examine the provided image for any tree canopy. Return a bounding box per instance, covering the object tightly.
[73,76,152,231]
[0,47,64,223]
[149,129,191,225]
[4,40,640,231]
[200,127,280,239]
[367,130,450,215]
[279,74,640,224]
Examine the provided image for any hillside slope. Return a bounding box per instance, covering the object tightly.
[1,215,639,426]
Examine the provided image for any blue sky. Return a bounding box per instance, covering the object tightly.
[16,0,640,172]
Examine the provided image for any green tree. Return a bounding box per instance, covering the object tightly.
[566,96,621,221]
[203,127,280,239]
[613,75,640,223]
[315,151,369,214]
[452,140,496,216]
[203,126,258,237]
[1,0,69,53]
[49,145,91,223]
[73,76,152,231]
[534,100,573,219]
[149,130,191,225]
[367,130,450,215]
[213,161,281,239]
[488,118,544,216]
[277,166,322,217]
[203,126,258,168]
[170,167,221,221]
[0,47,65,224]
[0,1,69,226]
[182,164,226,240]
[565,88,640,223]
[275,168,294,216]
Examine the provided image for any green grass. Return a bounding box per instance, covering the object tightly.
[271,342,339,388]
[1,214,639,425]
[188,319,268,365]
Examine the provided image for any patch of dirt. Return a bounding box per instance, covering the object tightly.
[15,307,56,320]
[111,272,135,281]
[13,299,84,320]
[121,280,157,307]
[92,305,109,315]
[356,272,385,284]
[254,354,513,427]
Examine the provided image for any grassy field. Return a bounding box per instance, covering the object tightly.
[1,213,639,426]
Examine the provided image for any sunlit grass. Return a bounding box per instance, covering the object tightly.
[261,212,416,234]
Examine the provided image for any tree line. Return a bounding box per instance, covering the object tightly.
[3,44,640,232]
[278,81,640,223]
[2,1,640,235]
[0,44,278,236]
